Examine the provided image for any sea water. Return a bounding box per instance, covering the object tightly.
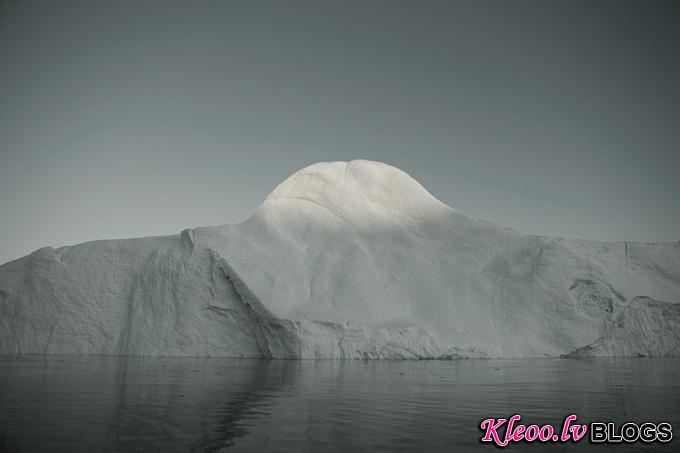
[1,355,678,452]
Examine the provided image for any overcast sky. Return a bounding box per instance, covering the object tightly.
[1,0,679,264]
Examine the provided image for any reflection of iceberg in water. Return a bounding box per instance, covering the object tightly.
[0,356,295,452]
[1,356,680,451]
[185,360,301,452]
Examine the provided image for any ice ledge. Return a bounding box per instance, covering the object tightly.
[562,296,680,358]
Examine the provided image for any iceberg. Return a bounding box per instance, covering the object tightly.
[1,160,679,358]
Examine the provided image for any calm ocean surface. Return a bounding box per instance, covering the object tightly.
[0,355,678,452]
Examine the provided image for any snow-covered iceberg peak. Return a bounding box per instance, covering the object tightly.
[257,160,452,228]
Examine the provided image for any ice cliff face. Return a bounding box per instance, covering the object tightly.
[1,160,679,358]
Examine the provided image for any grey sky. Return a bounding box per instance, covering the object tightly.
[1,0,679,264]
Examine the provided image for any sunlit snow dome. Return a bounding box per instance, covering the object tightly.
[262,160,451,217]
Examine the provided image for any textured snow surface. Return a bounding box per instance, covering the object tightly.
[1,160,679,358]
